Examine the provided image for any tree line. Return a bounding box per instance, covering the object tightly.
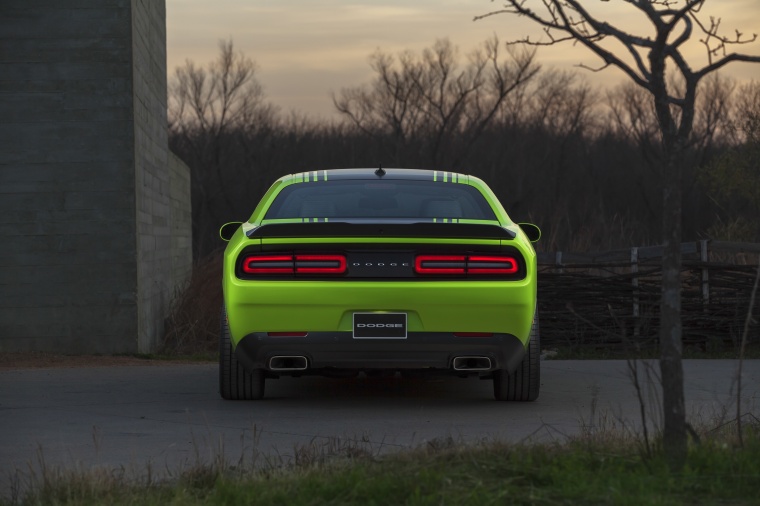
[168,39,759,260]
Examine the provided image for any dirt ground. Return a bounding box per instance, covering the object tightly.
[0,352,207,370]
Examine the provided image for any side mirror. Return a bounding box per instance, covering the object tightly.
[518,223,541,243]
[219,221,243,242]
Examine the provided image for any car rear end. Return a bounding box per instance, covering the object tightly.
[221,169,539,400]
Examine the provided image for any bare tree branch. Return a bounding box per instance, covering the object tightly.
[332,37,538,167]
[478,0,760,105]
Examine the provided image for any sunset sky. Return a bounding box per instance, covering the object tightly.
[166,0,760,119]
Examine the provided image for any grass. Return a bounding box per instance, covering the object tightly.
[6,425,760,506]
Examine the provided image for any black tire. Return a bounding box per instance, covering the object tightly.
[493,316,540,401]
[219,306,265,400]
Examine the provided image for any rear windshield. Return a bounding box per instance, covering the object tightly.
[264,180,498,220]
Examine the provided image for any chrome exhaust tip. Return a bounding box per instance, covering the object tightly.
[269,356,308,371]
[452,356,492,371]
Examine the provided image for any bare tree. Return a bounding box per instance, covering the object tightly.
[607,74,735,234]
[169,40,275,134]
[478,0,760,470]
[607,74,734,167]
[169,40,278,258]
[700,81,760,240]
[730,81,760,144]
[527,71,599,211]
[333,37,539,168]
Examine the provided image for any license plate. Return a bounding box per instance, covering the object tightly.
[353,312,407,339]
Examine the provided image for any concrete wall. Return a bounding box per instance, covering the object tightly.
[169,152,193,286]
[0,0,191,354]
[132,0,171,352]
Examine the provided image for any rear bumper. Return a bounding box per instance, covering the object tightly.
[234,331,527,374]
[225,279,537,344]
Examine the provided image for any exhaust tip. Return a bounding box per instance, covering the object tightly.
[452,356,492,371]
[269,355,308,371]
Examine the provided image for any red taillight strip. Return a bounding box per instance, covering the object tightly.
[414,255,466,274]
[467,256,519,274]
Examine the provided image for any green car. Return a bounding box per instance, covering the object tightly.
[219,168,541,401]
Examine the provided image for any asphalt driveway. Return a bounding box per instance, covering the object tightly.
[1,359,758,495]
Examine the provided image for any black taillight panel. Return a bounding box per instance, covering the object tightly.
[236,246,526,280]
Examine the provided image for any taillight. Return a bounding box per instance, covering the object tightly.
[467,256,518,274]
[414,255,466,274]
[242,255,293,274]
[295,254,346,274]
[240,254,346,276]
[414,254,521,277]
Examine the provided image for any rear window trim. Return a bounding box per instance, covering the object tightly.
[263,179,498,222]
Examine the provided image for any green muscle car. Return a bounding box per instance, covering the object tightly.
[219,168,541,401]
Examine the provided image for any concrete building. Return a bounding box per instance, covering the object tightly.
[0,0,192,354]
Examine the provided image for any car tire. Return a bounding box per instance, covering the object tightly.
[493,316,540,401]
[219,306,265,400]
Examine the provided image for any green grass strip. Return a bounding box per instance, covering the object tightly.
[7,430,760,506]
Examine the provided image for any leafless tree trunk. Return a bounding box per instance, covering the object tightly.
[478,0,760,471]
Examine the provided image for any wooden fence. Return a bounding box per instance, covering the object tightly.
[537,241,760,351]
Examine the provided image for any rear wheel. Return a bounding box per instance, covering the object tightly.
[219,306,265,400]
[493,316,540,401]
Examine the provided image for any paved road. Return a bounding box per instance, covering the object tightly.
[1,360,758,493]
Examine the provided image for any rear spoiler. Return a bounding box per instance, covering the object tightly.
[245,222,516,239]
